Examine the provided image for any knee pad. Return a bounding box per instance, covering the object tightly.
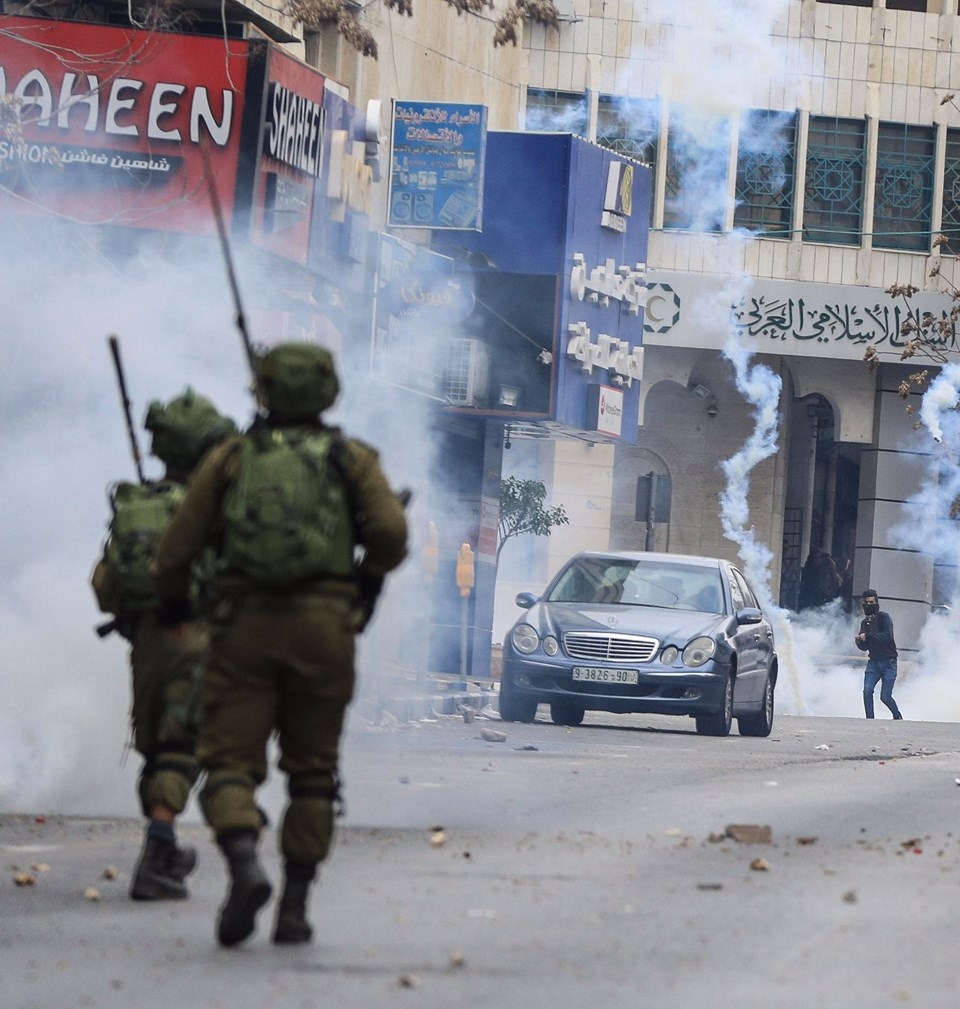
[280,773,342,865]
[140,750,198,815]
[201,770,263,835]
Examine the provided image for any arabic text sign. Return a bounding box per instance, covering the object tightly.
[388,101,486,231]
[643,272,960,362]
[0,15,248,232]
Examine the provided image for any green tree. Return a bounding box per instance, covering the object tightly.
[497,475,569,564]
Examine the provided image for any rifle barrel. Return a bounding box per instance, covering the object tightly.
[108,335,146,484]
[199,141,263,408]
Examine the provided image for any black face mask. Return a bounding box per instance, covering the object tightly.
[863,602,879,615]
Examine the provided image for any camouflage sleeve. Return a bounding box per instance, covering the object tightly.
[155,436,240,602]
[342,438,409,579]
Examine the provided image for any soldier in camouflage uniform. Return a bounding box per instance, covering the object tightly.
[91,390,236,901]
[155,343,408,948]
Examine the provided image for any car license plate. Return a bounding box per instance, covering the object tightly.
[572,667,639,685]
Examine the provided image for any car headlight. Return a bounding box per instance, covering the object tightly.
[660,645,679,665]
[512,623,540,654]
[542,635,559,656]
[682,636,716,667]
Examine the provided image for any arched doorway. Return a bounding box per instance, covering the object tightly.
[781,393,860,612]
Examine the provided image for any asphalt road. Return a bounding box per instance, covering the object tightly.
[5,709,960,1009]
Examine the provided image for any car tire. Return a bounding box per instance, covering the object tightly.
[497,680,538,723]
[695,672,733,737]
[738,674,774,737]
[549,701,585,726]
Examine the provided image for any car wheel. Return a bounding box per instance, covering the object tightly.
[497,679,537,723]
[695,672,733,737]
[738,674,774,737]
[549,701,585,726]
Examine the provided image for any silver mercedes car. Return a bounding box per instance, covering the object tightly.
[498,550,778,736]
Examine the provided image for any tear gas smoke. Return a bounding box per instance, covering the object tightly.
[0,223,436,816]
[919,361,960,446]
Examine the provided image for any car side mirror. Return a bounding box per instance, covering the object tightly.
[736,607,763,626]
[515,592,539,609]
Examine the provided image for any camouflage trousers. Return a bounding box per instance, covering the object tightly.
[197,589,357,866]
[129,613,208,816]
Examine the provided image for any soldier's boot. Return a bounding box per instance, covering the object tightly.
[272,863,317,945]
[168,843,198,883]
[130,829,189,901]
[216,830,272,947]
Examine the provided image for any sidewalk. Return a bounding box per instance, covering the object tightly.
[353,667,499,724]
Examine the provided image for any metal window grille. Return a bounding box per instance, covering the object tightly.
[524,89,588,136]
[595,95,657,163]
[941,129,960,251]
[595,96,658,224]
[733,109,796,236]
[663,110,729,232]
[803,116,865,246]
[873,122,934,252]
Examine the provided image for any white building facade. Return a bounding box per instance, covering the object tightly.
[498,0,960,651]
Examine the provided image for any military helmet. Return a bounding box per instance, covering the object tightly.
[144,387,237,473]
[255,342,339,417]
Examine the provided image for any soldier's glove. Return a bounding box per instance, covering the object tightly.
[357,574,384,633]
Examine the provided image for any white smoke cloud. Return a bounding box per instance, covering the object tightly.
[0,219,433,816]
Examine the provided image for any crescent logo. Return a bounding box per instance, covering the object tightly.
[643,283,681,335]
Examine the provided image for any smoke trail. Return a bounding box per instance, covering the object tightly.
[919,361,960,446]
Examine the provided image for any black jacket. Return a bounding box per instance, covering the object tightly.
[856,610,898,660]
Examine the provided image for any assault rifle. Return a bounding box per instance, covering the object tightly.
[199,141,264,412]
[97,335,145,639]
[199,146,409,630]
[108,334,146,484]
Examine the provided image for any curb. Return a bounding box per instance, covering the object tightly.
[355,677,499,724]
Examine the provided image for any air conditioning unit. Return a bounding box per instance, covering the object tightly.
[445,338,490,406]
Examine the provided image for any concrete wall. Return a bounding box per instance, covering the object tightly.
[855,363,937,649]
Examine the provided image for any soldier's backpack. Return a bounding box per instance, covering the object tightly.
[220,428,355,586]
[92,481,185,615]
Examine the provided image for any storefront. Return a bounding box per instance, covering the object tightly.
[411,131,654,676]
[0,15,376,348]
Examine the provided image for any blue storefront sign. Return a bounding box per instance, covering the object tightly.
[388,101,487,230]
[431,132,652,443]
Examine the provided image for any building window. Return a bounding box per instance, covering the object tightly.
[941,129,960,251]
[596,96,658,164]
[815,0,871,6]
[803,116,865,245]
[596,96,658,223]
[734,109,796,236]
[663,109,729,232]
[524,89,587,135]
[886,0,929,11]
[873,122,934,252]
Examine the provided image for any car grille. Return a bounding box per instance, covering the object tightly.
[563,632,659,663]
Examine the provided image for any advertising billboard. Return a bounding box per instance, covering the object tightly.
[237,43,325,265]
[388,101,486,230]
[0,16,249,233]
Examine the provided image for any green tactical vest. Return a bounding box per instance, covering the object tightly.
[221,428,355,586]
[101,481,186,613]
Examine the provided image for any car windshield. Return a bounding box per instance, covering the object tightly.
[546,556,726,613]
